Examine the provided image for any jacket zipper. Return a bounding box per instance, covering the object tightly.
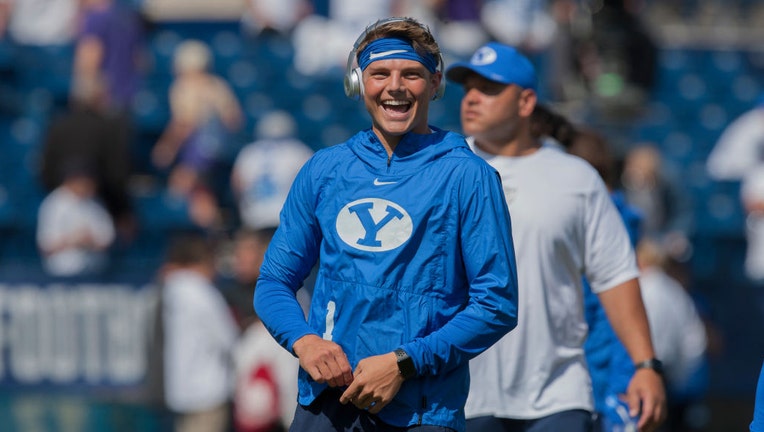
[418,396,426,425]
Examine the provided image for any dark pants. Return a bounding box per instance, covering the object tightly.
[290,388,456,432]
[466,410,593,432]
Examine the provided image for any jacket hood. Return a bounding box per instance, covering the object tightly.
[347,127,470,175]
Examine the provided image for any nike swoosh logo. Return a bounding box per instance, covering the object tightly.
[374,178,397,186]
[369,49,408,60]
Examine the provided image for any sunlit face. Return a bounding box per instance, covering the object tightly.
[460,73,534,145]
[67,174,97,198]
[362,58,440,144]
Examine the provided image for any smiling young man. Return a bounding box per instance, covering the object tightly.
[253,17,519,432]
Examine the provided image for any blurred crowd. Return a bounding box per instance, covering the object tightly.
[0,0,762,431]
[2,0,747,270]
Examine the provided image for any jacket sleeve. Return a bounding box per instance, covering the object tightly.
[254,158,322,353]
[404,167,519,375]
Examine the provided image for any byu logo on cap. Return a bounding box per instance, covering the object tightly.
[336,198,413,251]
[471,46,497,66]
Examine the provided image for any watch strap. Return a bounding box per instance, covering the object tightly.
[634,358,664,375]
[394,348,416,380]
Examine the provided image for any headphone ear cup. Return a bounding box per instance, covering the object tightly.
[344,67,363,100]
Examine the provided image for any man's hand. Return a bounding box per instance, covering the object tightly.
[292,334,353,388]
[339,352,404,414]
[626,368,667,432]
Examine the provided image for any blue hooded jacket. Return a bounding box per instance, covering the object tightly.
[752,360,764,432]
[255,127,519,430]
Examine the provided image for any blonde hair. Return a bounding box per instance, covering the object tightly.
[355,17,441,64]
[173,40,212,74]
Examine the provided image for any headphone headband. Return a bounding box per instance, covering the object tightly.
[343,17,446,101]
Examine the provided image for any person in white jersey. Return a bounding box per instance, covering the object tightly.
[445,42,666,432]
[231,109,314,230]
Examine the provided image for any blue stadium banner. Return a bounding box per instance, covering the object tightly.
[0,282,158,391]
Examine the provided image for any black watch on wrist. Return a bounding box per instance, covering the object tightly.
[394,348,416,380]
[634,358,664,376]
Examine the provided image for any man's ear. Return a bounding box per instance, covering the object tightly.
[519,88,537,117]
[431,71,443,100]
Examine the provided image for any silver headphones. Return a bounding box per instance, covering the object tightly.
[343,17,446,101]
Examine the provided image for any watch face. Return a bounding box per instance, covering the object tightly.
[636,358,664,375]
[395,349,416,379]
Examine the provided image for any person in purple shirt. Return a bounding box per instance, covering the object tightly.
[75,0,145,113]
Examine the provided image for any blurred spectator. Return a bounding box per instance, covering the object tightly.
[547,0,657,119]
[40,75,136,242]
[165,168,226,232]
[480,0,557,53]
[141,0,244,21]
[545,0,578,103]
[233,317,299,432]
[706,95,764,181]
[36,159,116,277]
[0,1,5,39]
[74,0,146,114]
[397,0,489,57]
[706,96,764,281]
[621,143,694,260]
[0,0,81,109]
[0,0,78,45]
[152,39,243,199]
[221,227,311,327]
[562,125,644,432]
[636,238,709,432]
[161,233,239,432]
[223,228,276,326]
[290,0,397,76]
[240,0,313,38]
[392,0,439,27]
[738,167,764,282]
[231,110,313,230]
[566,127,620,192]
[226,228,300,432]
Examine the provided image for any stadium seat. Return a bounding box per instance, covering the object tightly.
[131,80,171,134]
[133,189,195,231]
[706,50,746,90]
[148,29,182,76]
[0,185,16,229]
[226,58,262,95]
[12,44,74,104]
[210,30,243,74]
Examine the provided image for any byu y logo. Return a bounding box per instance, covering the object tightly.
[336,198,413,252]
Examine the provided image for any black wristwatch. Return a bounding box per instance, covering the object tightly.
[634,358,664,376]
[394,348,417,380]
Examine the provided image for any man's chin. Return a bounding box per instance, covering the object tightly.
[377,123,412,136]
[462,127,481,137]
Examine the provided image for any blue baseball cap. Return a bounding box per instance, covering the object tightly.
[445,42,537,91]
